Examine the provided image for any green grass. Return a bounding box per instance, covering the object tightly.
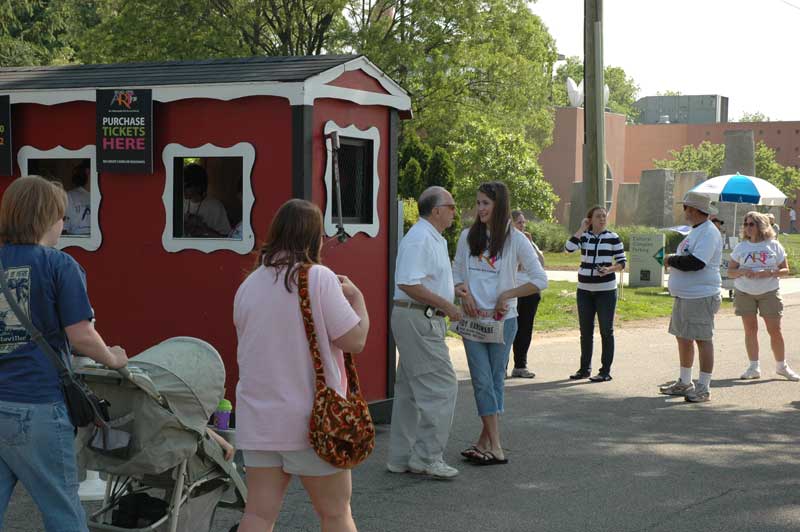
[777,234,800,276]
[541,251,580,270]
[547,234,800,276]
[448,281,731,334]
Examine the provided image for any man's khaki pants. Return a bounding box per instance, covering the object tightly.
[387,307,458,467]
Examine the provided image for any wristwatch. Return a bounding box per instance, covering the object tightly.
[424,306,435,318]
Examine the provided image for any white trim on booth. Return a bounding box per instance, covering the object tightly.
[17,145,102,252]
[309,56,409,99]
[322,121,380,239]
[5,58,412,111]
[161,142,256,254]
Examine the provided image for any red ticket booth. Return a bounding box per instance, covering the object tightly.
[0,55,412,421]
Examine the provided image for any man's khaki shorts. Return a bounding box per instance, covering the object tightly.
[668,295,721,340]
[733,289,783,317]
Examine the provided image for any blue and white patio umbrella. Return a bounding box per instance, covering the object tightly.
[689,173,786,206]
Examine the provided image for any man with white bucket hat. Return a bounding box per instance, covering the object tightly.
[660,191,723,403]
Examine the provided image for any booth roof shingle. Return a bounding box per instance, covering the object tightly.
[0,55,361,91]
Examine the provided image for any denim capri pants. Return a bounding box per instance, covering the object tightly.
[463,317,518,416]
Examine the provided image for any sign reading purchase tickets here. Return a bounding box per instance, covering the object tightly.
[629,233,665,287]
[96,89,153,174]
[0,95,11,176]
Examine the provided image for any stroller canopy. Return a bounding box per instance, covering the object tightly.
[129,337,226,433]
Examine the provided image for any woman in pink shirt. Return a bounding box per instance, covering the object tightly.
[234,199,369,532]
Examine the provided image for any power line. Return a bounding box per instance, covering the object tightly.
[778,0,800,12]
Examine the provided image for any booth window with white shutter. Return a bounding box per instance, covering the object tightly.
[18,145,101,252]
[161,142,255,254]
[323,121,380,238]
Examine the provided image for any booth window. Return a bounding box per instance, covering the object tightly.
[18,146,101,252]
[333,138,373,224]
[322,121,380,238]
[161,142,255,254]
[29,159,92,236]
[171,157,243,239]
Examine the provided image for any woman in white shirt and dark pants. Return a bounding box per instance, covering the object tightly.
[453,182,547,466]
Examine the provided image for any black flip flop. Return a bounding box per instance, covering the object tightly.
[460,445,483,461]
[470,450,508,466]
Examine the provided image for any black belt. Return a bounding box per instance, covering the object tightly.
[393,300,446,318]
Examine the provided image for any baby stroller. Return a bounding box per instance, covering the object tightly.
[75,337,247,532]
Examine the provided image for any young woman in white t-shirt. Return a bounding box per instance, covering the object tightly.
[453,181,546,466]
[727,211,799,381]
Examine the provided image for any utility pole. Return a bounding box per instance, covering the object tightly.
[583,0,606,210]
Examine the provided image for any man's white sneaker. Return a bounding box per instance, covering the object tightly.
[776,366,800,381]
[408,458,459,479]
[386,463,408,474]
[684,384,710,403]
[740,367,761,380]
[659,380,694,396]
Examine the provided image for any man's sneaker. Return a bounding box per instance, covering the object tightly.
[386,463,408,474]
[685,384,710,403]
[408,458,459,479]
[776,366,800,381]
[740,367,761,380]
[659,380,694,396]
[511,368,536,379]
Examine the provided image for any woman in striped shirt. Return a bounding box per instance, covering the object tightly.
[564,206,626,382]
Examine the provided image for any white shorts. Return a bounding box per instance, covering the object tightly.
[242,448,342,477]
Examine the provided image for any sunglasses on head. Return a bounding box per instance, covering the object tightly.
[479,183,497,198]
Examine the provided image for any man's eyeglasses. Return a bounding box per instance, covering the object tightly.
[436,204,456,211]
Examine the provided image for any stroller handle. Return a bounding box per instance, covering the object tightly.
[116,366,132,380]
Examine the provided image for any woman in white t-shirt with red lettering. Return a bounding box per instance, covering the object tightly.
[728,211,799,381]
[234,199,370,532]
[453,181,547,466]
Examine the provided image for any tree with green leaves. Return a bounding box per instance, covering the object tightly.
[398,158,422,200]
[72,0,348,64]
[0,0,84,66]
[425,147,455,191]
[449,118,557,221]
[755,142,800,202]
[341,0,558,153]
[356,0,560,217]
[654,141,800,202]
[653,141,725,178]
[551,55,640,122]
[738,111,770,122]
[398,131,431,199]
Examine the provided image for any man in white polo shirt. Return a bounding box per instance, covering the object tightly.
[387,186,462,479]
[660,191,723,403]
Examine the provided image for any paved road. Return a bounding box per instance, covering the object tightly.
[6,291,800,531]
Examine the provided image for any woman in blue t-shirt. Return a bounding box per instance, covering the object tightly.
[0,176,128,531]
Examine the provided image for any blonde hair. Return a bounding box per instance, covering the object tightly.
[740,211,775,242]
[0,176,67,244]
